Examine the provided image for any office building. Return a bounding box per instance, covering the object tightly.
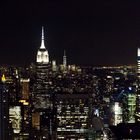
[56,92,92,139]
[109,102,123,126]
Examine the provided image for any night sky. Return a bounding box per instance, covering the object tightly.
[0,1,140,66]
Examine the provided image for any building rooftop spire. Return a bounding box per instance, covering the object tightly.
[40,26,45,49]
[63,50,67,67]
[64,50,66,56]
[37,26,49,63]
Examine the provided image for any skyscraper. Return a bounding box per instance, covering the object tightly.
[63,50,67,68]
[137,48,140,78]
[32,27,53,139]
[0,75,9,140]
[34,26,51,109]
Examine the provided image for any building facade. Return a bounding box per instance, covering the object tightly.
[56,93,93,139]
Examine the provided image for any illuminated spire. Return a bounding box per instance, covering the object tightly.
[1,74,6,83]
[64,50,66,56]
[138,48,140,57]
[40,26,45,49]
[63,50,67,67]
[137,48,140,78]
[37,26,49,63]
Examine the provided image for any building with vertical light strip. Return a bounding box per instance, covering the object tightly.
[137,48,140,78]
[127,93,136,123]
[109,102,123,126]
[63,50,67,69]
[32,27,54,139]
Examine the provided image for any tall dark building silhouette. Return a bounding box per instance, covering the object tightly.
[0,75,9,140]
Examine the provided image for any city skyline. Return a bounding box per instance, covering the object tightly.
[0,1,140,66]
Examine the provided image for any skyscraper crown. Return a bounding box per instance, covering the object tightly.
[36,26,49,63]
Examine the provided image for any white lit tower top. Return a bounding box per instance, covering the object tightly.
[63,50,67,67]
[137,48,140,77]
[36,27,49,63]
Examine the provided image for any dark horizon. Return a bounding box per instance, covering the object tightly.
[0,1,140,66]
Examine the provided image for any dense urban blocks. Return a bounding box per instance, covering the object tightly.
[1,27,140,139]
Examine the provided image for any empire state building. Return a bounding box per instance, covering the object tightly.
[32,27,54,139]
[37,27,49,63]
[34,27,51,109]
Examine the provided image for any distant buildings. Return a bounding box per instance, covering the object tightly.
[31,27,140,139]
[1,27,140,139]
